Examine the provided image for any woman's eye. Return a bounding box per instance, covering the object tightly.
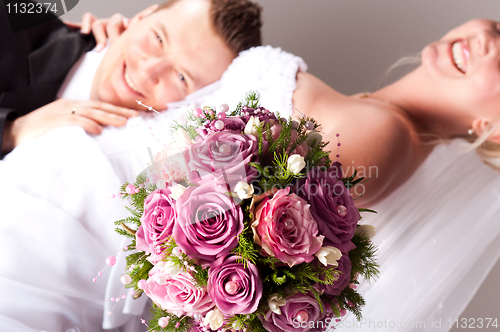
[178,73,186,83]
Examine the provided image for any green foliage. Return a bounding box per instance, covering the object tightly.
[128,259,153,290]
[234,91,261,114]
[358,208,377,214]
[226,313,267,332]
[231,226,260,267]
[261,261,340,302]
[170,109,205,140]
[148,303,194,332]
[336,286,366,321]
[350,233,380,283]
[119,173,156,215]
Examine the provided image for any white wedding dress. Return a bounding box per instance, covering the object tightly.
[1,45,499,332]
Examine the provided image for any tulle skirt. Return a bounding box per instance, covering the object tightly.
[336,141,500,332]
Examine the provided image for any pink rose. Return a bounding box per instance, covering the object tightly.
[173,182,244,262]
[136,189,176,256]
[270,123,282,141]
[253,187,324,267]
[144,263,214,317]
[207,255,263,315]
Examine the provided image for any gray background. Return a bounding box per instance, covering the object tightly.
[62,0,500,329]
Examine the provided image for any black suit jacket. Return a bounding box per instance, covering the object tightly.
[0,0,95,157]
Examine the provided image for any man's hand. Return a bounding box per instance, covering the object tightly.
[64,5,159,52]
[2,99,138,153]
[64,12,130,52]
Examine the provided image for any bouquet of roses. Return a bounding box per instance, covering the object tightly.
[114,93,379,332]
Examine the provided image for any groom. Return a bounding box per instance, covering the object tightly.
[0,0,262,157]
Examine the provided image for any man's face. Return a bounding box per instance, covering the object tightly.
[91,0,236,110]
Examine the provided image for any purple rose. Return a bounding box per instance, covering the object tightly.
[187,130,259,186]
[136,188,176,256]
[253,187,324,267]
[289,129,311,157]
[240,106,277,124]
[200,117,246,137]
[207,255,262,315]
[295,165,359,253]
[173,182,244,262]
[144,265,214,317]
[314,254,352,296]
[260,292,327,332]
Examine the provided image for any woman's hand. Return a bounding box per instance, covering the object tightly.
[64,13,130,52]
[3,99,139,152]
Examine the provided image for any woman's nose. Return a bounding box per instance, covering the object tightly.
[476,32,489,57]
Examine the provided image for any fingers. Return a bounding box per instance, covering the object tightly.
[91,13,129,51]
[71,115,104,135]
[106,14,128,44]
[87,101,139,118]
[91,19,109,52]
[80,12,97,34]
[71,101,138,127]
[63,20,82,30]
[74,108,128,127]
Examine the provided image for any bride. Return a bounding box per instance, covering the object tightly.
[2,9,500,332]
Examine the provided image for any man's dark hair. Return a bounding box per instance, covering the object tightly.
[156,0,262,54]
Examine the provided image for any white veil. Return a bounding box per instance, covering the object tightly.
[336,141,500,331]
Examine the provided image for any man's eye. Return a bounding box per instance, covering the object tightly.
[154,31,162,43]
[178,73,186,82]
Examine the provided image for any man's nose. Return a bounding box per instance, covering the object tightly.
[141,57,170,83]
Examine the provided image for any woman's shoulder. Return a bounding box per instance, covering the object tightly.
[293,72,428,204]
[294,72,412,137]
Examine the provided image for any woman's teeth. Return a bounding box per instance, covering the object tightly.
[125,69,142,94]
[452,41,465,73]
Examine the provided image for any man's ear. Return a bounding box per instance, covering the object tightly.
[472,118,500,144]
[129,4,160,26]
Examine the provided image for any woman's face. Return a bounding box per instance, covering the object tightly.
[421,19,500,118]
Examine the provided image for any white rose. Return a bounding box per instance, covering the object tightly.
[244,116,262,136]
[169,183,187,200]
[287,154,306,174]
[315,246,342,267]
[171,247,183,257]
[156,179,167,189]
[355,224,376,239]
[204,308,224,330]
[153,261,182,281]
[306,131,323,148]
[163,260,182,276]
[234,181,254,200]
[268,293,286,315]
[173,127,194,148]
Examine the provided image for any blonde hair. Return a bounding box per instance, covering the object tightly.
[465,120,500,170]
[387,55,500,171]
